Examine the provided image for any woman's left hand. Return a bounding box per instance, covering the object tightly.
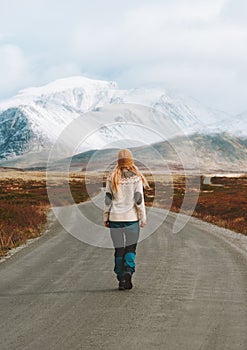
[104,221,110,227]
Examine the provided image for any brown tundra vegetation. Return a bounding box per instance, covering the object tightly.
[0,171,99,257]
[0,170,246,257]
[144,174,247,235]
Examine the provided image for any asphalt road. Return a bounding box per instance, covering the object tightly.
[0,201,247,350]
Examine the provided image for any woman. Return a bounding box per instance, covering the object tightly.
[104,149,148,290]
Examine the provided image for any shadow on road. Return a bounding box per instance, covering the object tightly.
[0,288,121,297]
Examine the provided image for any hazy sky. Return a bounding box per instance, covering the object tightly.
[0,0,246,114]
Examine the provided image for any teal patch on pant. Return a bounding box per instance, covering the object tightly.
[124,252,136,273]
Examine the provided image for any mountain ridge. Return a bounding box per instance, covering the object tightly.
[0,76,246,170]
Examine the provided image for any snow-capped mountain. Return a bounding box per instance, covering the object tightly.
[0,77,118,158]
[0,76,246,163]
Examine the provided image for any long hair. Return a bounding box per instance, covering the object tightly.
[110,149,149,192]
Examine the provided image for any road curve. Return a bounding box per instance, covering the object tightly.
[0,202,247,350]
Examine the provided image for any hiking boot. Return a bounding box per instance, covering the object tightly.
[124,272,133,290]
[118,280,125,291]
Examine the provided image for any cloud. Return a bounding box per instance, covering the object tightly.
[70,0,246,67]
[42,62,82,82]
[116,62,238,110]
[0,0,246,113]
[68,0,247,111]
[0,45,34,97]
[222,0,247,23]
[125,0,227,24]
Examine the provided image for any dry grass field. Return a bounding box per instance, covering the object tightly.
[144,174,247,235]
[0,171,101,256]
[0,170,246,257]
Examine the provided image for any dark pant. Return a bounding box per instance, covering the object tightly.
[109,221,140,281]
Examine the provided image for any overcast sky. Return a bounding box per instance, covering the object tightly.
[0,0,246,114]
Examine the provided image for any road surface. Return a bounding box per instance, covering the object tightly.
[0,202,247,350]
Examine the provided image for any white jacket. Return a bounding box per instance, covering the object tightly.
[103,171,146,223]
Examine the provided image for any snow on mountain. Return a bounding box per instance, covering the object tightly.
[0,77,117,144]
[0,76,117,111]
[113,87,230,130]
[0,76,246,162]
[208,112,247,137]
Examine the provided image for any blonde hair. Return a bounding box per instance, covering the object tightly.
[110,149,149,192]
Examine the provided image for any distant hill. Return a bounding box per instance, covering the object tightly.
[9,132,244,174]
